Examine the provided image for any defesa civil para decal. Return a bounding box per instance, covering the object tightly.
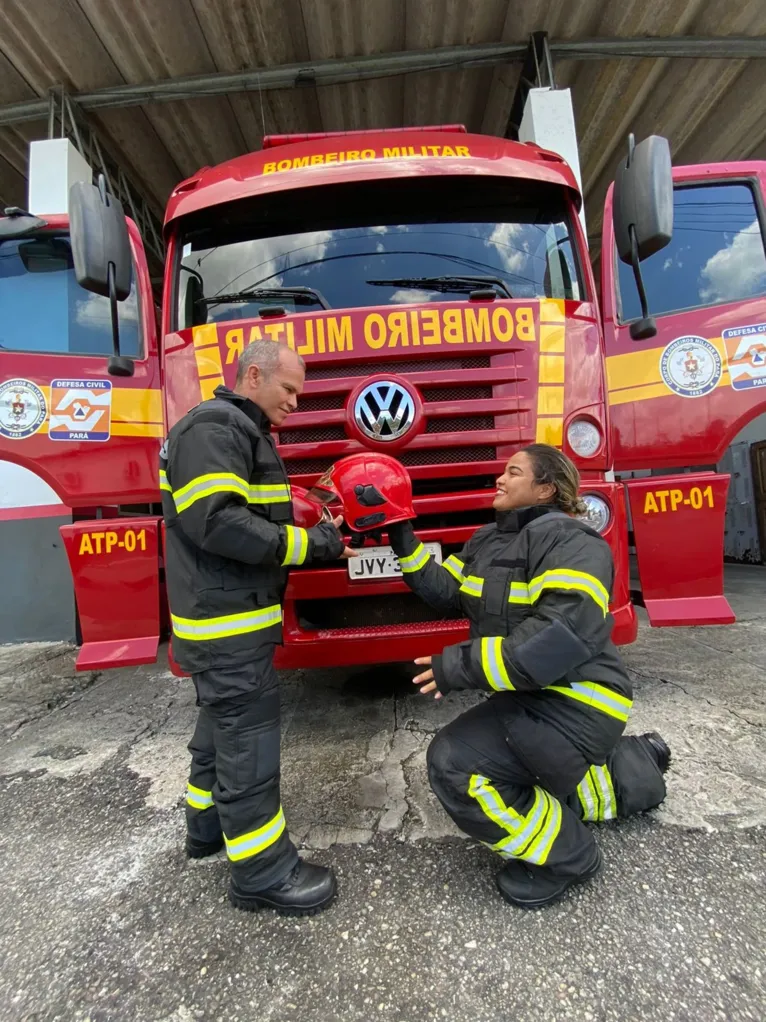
[49,379,112,442]
[659,336,722,398]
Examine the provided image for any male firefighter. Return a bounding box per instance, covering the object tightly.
[159,339,353,915]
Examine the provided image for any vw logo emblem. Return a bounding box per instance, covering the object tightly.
[353,380,416,442]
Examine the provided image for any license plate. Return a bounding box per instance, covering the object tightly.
[347,543,443,580]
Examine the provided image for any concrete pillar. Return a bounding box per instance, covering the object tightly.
[519,87,586,236]
[28,138,91,216]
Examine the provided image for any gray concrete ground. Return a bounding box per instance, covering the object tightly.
[1,565,764,1022]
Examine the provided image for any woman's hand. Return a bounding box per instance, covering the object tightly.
[413,656,442,700]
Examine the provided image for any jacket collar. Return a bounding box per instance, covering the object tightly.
[214,385,271,432]
[496,504,560,533]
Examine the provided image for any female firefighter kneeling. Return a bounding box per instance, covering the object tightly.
[325,445,671,909]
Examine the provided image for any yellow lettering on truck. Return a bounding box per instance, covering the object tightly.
[643,486,715,514]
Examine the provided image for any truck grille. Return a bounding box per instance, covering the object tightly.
[306,356,491,379]
[280,425,346,444]
[278,347,534,490]
[285,446,497,475]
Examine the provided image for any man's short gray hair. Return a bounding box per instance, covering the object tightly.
[236,339,305,383]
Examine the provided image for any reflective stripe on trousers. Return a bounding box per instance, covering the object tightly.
[468,774,563,865]
[187,783,214,810]
[171,604,282,641]
[547,681,633,723]
[577,764,617,821]
[224,806,287,862]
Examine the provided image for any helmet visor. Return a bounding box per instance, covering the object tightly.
[305,468,343,507]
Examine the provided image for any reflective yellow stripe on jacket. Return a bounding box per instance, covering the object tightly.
[249,483,291,504]
[460,575,483,598]
[281,525,308,566]
[169,474,292,514]
[468,774,562,866]
[171,605,282,641]
[224,806,286,862]
[528,569,610,616]
[172,472,250,513]
[442,555,465,583]
[398,542,431,573]
[577,764,617,822]
[547,681,632,722]
[480,637,515,691]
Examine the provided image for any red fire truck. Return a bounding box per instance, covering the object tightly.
[2,125,765,672]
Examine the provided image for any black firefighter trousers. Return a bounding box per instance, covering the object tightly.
[427,695,666,877]
[185,645,298,891]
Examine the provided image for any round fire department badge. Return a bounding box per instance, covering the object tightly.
[0,378,47,440]
[659,336,722,398]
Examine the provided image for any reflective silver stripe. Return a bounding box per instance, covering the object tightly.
[171,605,282,641]
[173,472,250,513]
[187,784,214,810]
[591,765,617,820]
[249,483,291,504]
[508,581,532,605]
[528,569,610,615]
[460,575,483,598]
[523,795,562,865]
[577,771,599,822]
[470,776,561,867]
[159,469,172,493]
[224,806,286,862]
[399,543,430,573]
[282,526,308,566]
[469,774,527,833]
[442,555,465,583]
[547,681,632,722]
[480,637,514,691]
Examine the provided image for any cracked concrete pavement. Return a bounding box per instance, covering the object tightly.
[0,565,765,1021]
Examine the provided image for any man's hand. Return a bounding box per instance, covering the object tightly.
[413,656,442,700]
[332,514,357,560]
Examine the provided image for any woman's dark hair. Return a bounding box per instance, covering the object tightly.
[521,443,587,516]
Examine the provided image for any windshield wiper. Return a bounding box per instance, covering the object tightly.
[366,275,512,299]
[199,286,331,310]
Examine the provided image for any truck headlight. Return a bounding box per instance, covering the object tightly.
[567,419,602,458]
[580,494,611,533]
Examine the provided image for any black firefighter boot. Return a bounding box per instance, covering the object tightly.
[229,860,337,917]
[496,846,603,910]
[642,732,671,773]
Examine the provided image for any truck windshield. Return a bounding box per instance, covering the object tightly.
[0,232,141,356]
[175,175,583,328]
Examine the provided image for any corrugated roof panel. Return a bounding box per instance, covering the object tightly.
[0,0,762,247]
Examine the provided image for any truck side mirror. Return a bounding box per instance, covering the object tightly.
[613,134,673,341]
[69,175,135,377]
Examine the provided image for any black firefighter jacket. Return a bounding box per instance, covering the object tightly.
[389,505,633,762]
[160,386,343,674]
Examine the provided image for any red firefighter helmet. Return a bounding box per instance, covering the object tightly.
[312,453,415,532]
[291,485,325,529]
